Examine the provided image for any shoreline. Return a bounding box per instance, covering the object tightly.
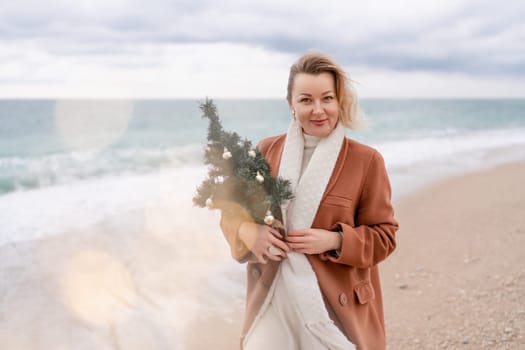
[381,161,525,349]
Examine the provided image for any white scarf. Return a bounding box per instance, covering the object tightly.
[277,120,354,349]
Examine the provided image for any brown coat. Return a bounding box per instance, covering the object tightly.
[220,134,399,350]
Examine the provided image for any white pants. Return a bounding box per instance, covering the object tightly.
[243,273,353,350]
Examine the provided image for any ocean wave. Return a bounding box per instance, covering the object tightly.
[0,144,205,195]
[373,127,525,168]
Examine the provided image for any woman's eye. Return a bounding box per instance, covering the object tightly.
[300,98,311,103]
[324,96,334,101]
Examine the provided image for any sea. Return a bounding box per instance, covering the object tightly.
[1,98,525,247]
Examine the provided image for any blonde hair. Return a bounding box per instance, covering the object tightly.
[286,52,361,129]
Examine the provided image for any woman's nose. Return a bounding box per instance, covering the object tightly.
[313,100,323,114]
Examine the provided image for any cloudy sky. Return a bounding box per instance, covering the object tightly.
[1,0,524,98]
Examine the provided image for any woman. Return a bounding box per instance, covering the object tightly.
[220,52,398,350]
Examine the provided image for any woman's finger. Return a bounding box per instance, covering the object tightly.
[286,235,306,243]
[266,253,282,262]
[287,229,306,237]
[269,229,283,239]
[271,237,291,252]
[268,245,288,259]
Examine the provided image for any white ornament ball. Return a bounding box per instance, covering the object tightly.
[248,149,256,158]
[256,171,264,183]
[222,148,232,160]
[264,211,274,225]
[205,198,214,209]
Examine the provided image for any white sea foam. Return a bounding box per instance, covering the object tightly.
[0,165,209,246]
[374,127,525,169]
[0,160,247,312]
[375,128,525,198]
[0,144,204,194]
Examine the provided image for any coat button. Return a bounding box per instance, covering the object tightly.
[252,268,260,279]
[339,292,348,306]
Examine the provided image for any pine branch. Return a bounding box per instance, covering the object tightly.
[193,98,293,225]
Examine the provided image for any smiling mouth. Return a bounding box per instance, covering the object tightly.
[311,119,327,125]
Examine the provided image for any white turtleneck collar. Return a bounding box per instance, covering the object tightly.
[300,133,322,177]
[303,133,322,149]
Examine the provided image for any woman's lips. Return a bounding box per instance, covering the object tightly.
[311,119,327,126]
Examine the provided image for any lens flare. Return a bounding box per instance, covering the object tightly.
[54,100,133,153]
[60,249,137,327]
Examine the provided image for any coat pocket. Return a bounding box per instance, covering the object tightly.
[323,194,353,208]
[354,281,375,304]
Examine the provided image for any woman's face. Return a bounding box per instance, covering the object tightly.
[290,72,340,137]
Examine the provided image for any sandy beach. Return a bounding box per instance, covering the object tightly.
[1,161,524,349]
[382,161,525,349]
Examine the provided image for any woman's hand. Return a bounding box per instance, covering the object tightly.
[286,228,342,255]
[238,222,290,264]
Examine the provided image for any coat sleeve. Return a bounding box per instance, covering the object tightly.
[219,201,254,263]
[323,151,398,268]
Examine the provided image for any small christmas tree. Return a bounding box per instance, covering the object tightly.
[193,98,293,229]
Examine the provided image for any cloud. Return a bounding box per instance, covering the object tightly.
[0,0,524,97]
[0,41,294,98]
[3,1,523,74]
